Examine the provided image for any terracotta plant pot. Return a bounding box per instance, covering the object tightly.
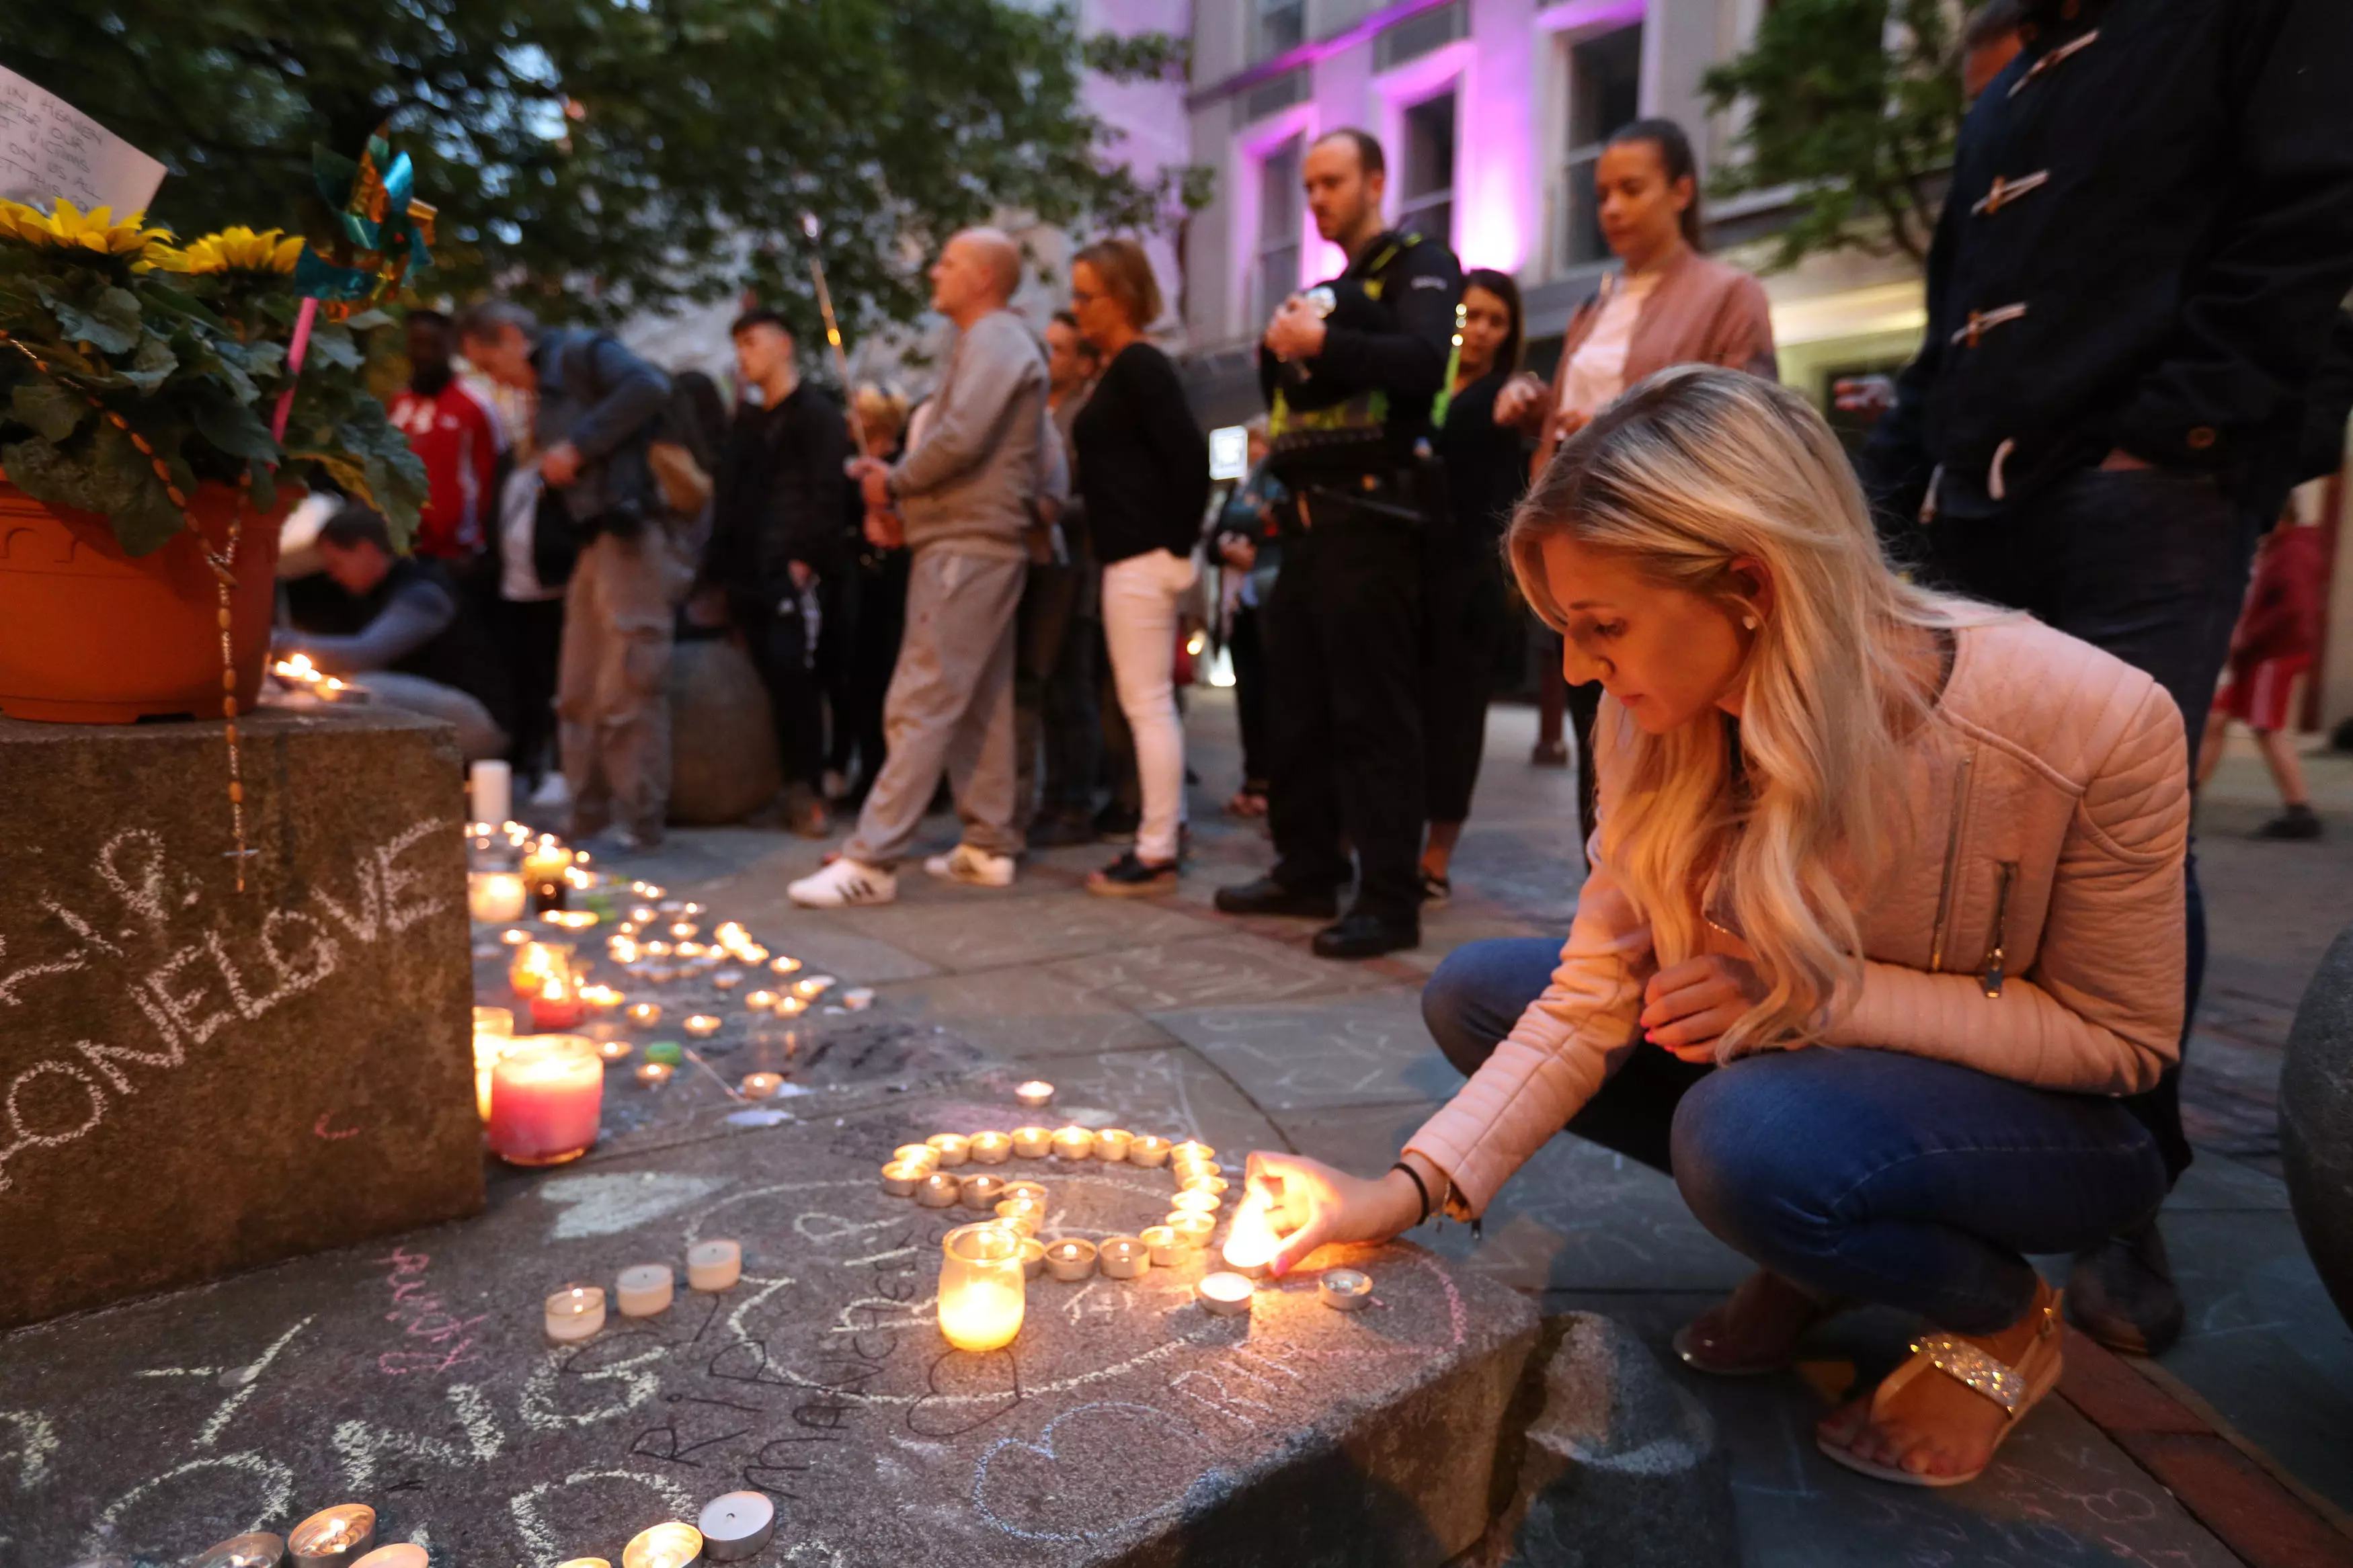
[0,479,292,724]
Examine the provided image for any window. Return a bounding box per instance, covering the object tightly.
[1375,0,1465,71]
[1253,0,1305,63]
[1398,91,1458,246]
[1249,136,1304,326]
[1564,24,1644,266]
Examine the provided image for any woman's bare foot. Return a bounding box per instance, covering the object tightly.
[1817,1281,2061,1482]
[1677,1270,1835,1374]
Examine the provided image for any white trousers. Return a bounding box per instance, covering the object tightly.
[1100,548,1198,864]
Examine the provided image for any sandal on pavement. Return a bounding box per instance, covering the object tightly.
[1817,1285,2065,1488]
[1673,1270,1841,1377]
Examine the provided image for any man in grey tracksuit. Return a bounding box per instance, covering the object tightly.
[791,228,1064,905]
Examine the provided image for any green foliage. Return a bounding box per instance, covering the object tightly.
[1700,0,1964,271]
[0,239,426,556]
[4,1,1215,339]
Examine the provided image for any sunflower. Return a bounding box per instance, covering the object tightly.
[0,198,172,257]
[150,226,305,276]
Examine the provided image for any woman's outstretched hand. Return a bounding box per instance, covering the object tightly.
[1245,1151,1427,1276]
[1640,954,1766,1061]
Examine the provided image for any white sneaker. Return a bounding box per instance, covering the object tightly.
[787,858,898,907]
[529,772,571,811]
[923,843,1016,888]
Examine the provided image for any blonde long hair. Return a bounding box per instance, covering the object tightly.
[1508,366,1987,1055]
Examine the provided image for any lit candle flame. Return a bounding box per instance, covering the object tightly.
[1222,1190,1283,1272]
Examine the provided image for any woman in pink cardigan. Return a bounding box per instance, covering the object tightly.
[1247,367,2186,1488]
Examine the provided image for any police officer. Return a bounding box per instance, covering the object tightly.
[1215,127,1463,959]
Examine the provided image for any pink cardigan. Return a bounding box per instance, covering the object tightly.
[1406,616,2190,1215]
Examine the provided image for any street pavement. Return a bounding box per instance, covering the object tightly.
[604,690,2353,1567]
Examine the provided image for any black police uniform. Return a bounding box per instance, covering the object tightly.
[1244,228,1462,949]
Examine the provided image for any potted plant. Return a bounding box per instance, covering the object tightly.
[0,198,427,723]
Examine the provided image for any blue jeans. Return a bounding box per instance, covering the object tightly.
[1423,938,2170,1333]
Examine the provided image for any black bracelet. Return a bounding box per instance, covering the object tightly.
[1390,1160,1431,1225]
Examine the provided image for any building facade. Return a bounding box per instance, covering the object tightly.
[1175,0,1929,429]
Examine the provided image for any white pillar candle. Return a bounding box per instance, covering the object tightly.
[1010,1126,1053,1158]
[968,1130,1012,1164]
[544,1284,605,1342]
[1092,1128,1134,1163]
[926,1133,971,1167]
[1197,1272,1254,1315]
[469,759,512,827]
[1014,1079,1055,1110]
[688,1239,742,1292]
[1099,1235,1149,1280]
[697,1491,776,1563]
[1129,1134,1172,1168]
[1319,1268,1373,1311]
[616,1264,674,1317]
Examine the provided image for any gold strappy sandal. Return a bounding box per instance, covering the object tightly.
[1817,1286,2064,1488]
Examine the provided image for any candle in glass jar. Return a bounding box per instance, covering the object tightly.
[1014,1079,1055,1110]
[544,1283,605,1342]
[472,1006,514,1122]
[620,1522,703,1568]
[487,1036,603,1165]
[1129,1134,1172,1168]
[938,1224,1025,1352]
[968,1130,1012,1165]
[1197,1272,1254,1316]
[1092,1128,1134,1163]
[1045,1238,1099,1281]
[522,839,573,884]
[469,871,528,924]
[881,1160,928,1196]
[916,1173,962,1208]
[1142,1225,1183,1266]
[1099,1235,1149,1280]
[688,1238,742,1291]
[1051,1126,1095,1161]
[926,1132,971,1167]
[616,1264,674,1317]
[530,970,586,1031]
[287,1505,376,1568]
[740,1071,783,1100]
[683,1014,722,1038]
[959,1172,1007,1210]
[1010,1126,1052,1158]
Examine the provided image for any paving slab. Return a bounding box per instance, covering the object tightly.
[1032,933,1398,1015]
[828,894,1213,975]
[1017,1046,1294,1159]
[0,1085,1537,1568]
[874,966,1183,1061]
[1150,989,1461,1112]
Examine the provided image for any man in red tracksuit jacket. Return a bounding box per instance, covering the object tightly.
[388,308,502,566]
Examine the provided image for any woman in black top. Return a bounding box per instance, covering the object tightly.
[1070,237,1211,895]
[1420,268,1531,903]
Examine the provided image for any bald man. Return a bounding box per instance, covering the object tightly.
[795,229,1070,905]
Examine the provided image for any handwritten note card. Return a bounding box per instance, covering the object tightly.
[0,63,165,216]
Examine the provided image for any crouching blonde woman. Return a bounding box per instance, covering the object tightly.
[1245,366,2184,1487]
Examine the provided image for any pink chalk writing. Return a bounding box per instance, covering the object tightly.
[374,1247,485,1377]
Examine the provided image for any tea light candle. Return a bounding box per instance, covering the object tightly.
[1129,1134,1172,1167]
[776,993,810,1017]
[1000,1178,1048,1204]
[881,1160,928,1196]
[1142,1225,1183,1266]
[926,1132,971,1167]
[916,1173,963,1208]
[487,1035,603,1165]
[1092,1128,1135,1163]
[770,954,804,975]
[696,1491,776,1563]
[1172,1154,1222,1179]
[688,1239,742,1291]
[616,1264,673,1317]
[715,919,750,946]
[287,1505,375,1568]
[1045,1238,1098,1281]
[544,1284,605,1342]
[797,974,837,997]
[1014,1079,1055,1110]
[968,1130,1012,1165]
[1172,1190,1222,1215]
[502,926,531,944]
[553,1560,611,1568]
[620,1522,703,1568]
[546,909,600,931]
[993,1198,1044,1235]
[740,1071,783,1100]
[842,987,875,1009]
[1099,1235,1149,1280]
[1319,1268,1373,1311]
[711,968,744,991]
[894,1143,941,1171]
[598,1038,635,1063]
[1010,1126,1053,1158]
[671,921,701,939]
[191,1534,286,1568]
[1173,1140,1215,1164]
[684,1014,722,1038]
[738,944,770,963]
[351,1544,424,1568]
[677,940,709,958]
[1017,1236,1048,1279]
[636,1061,674,1087]
[469,870,528,923]
[579,983,624,1015]
[510,939,573,1000]
[1051,1126,1095,1161]
[744,989,780,1012]
[627,1001,664,1027]
[1165,1212,1215,1247]
[1222,1190,1283,1278]
[632,904,659,923]
[1180,1174,1230,1197]
[643,940,674,958]
[960,1172,1007,1210]
[1197,1272,1254,1316]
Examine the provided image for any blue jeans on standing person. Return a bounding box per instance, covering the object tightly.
[1423,938,2170,1334]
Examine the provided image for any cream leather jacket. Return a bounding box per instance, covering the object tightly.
[1407,615,2189,1215]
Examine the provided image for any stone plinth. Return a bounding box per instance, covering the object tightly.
[0,706,483,1331]
[2283,920,2353,1330]
[0,1085,1536,1567]
[668,636,781,826]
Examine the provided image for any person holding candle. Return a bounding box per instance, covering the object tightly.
[1243,369,2187,1489]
